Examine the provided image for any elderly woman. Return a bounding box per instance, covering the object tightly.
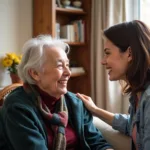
[0,35,113,150]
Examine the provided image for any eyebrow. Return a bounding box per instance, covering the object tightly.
[57,59,70,63]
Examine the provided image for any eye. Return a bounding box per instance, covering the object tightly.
[57,63,63,69]
[104,51,110,56]
[66,63,70,67]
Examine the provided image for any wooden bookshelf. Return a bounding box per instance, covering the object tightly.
[71,72,85,77]
[56,7,87,15]
[33,0,92,95]
[65,42,85,46]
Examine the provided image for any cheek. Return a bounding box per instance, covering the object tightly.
[115,60,129,73]
[40,71,60,83]
[48,74,61,83]
[107,57,116,66]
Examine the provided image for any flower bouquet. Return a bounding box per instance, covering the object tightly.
[1,53,22,83]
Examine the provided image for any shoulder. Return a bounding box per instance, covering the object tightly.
[144,84,150,95]
[65,91,82,104]
[1,87,41,126]
[2,87,36,113]
[140,84,150,108]
[65,91,92,117]
[65,91,85,110]
[142,84,150,101]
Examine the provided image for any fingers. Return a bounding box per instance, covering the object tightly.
[76,93,91,101]
[76,93,87,99]
[77,93,90,99]
[76,93,82,98]
[76,93,85,101]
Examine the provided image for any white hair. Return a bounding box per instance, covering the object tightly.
[17,35,70,84]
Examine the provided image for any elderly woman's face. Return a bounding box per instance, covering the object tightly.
[35,47,71,98]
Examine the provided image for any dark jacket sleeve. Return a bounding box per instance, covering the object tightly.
[83,104,113,150]
[66,92,113,150]
[2,102,48,150]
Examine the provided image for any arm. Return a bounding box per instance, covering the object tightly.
[83,103,114,150]
[76,93,114,125]
[2,103,48,150]
[77,93,131,136]
[143,96,150,149]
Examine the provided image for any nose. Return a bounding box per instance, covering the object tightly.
[64,66,71,76]
[101,57,107,65]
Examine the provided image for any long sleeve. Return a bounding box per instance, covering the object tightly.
[83,105,113,150]
[66,92,113,150]
[112,113,131,136]
[2,102,48,150]
[142,94,150,149]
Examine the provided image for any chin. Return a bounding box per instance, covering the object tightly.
[60,88,68,95]
[109,76,118,81]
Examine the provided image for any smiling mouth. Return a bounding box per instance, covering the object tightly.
[58,80,68,85]
[106,68,112,75]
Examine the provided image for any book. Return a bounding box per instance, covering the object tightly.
[64,6,83,11]
[60,25,71,41]
[70,67,85,74]
[55,23,60,39]
[70,25,75,42]
[81,20,85,42]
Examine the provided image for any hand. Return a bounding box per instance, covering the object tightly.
[76,93,98,114]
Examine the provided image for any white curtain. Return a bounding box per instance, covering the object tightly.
[91,0,139,113]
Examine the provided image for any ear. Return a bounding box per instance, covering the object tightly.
[28,69,40,81]
[127,47,132,62]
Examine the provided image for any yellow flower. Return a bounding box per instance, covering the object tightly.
[1,52,22,74]
[14,57,20,64]
[18,55,22,60]
[6,53,15,60]
[2,58,13,67]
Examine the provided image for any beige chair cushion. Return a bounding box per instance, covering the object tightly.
[93,116,130,150]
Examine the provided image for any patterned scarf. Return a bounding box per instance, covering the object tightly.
[26,84,68,150]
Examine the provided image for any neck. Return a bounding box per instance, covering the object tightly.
[35,84,61,99]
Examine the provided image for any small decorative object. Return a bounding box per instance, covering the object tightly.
[62,0,71,7]
[1,53,22,83]
[72,0,82,8]
[56,0,62,7]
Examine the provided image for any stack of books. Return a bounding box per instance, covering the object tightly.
[70,67,85,74]
[59,20,85,42]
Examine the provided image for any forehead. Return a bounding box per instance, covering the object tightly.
[104,39,118,50]
[44,47,69,61]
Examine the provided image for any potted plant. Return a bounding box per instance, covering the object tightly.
[1,53,22,83]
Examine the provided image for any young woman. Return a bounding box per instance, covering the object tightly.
[77,20,150,150]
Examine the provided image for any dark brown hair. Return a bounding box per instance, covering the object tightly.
[104,20,150,94]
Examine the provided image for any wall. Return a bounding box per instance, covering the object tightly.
[0,0,32,87]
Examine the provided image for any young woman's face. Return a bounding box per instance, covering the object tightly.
[101,39,132,81]
[32,47,71,99]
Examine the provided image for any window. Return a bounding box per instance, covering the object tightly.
[140,0,150,26]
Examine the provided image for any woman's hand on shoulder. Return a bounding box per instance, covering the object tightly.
[76,93,98,114]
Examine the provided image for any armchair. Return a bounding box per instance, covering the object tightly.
[0,83,23,106]
[93,116,130,150]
